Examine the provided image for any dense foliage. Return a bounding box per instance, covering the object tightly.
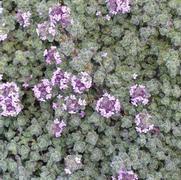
[0,0,181,179]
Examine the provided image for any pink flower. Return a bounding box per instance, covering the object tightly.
[16,10,31,27]
[71,72,92,94]
[32,79,52,102]
[129,84,151,106]
[96,93,121,118]
[0,82,20,99]
[49,4,71,27]
[51,68,71,90]
[36,21,56,40]
[63,95,86,114]
[112,168,138,180]
[0,97,22,117]
[135,111,154,133]
[51,118,66,137]
[106,0,130,15]
[44,46,61,65]
[0,82,22,117]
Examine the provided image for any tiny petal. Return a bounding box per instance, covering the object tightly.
[105,14,111,21]
[0,74,3,80]
[64,168,72,174]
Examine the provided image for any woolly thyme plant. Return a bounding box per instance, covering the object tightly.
[0,0,181,179]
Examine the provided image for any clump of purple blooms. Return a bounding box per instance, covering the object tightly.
[96,93,121,118]
[71,72,92,94]
[129,84,151,106]
[16,10,31,28]
[36,21,56,40]
[135,111,154,133]
[51,68,71,90]
[112,168,138,180]
[63,95,86,114]
[32,79,52,102]
[0,82,22,117]
[44,46,61,65]
[49,4,71,27]
[51,118,66,137]
[106,0,130,15]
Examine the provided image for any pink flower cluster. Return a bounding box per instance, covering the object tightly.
[129,84,150,106]
[62,95,86,114]
[106,0,130,15]
[71,72,92,94]
[0,82,22,117]
[51,118,66,137]
[96,93,121,118]
[51,68,71,90]
[44,46,61,65]
[36,4,71,40]
[49,4,71,27]
[32,79,52,102]
[16,10,31,28]
[36,21,56,40]
[135,111,154,133]
[112,168,138,180]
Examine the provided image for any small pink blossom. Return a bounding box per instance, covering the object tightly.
[96,93,121,118]
[129,84,150,106]
[16,10,31,27]
[32,79,52,102]
[0,82,20,99]
[44,46,61,65]
[106,0,130,15]
[135,111,154,133]
[51,118,66,137]
[36,21,56,40]
[49,4,71,27]
[112,168,138,180]
[79,111,86,118]
[71,72,92,94]
[51,68,71,90]
[0,82,22,117]
[52,102,59,110]
[63,95,86,114]
[0,97,22,117]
